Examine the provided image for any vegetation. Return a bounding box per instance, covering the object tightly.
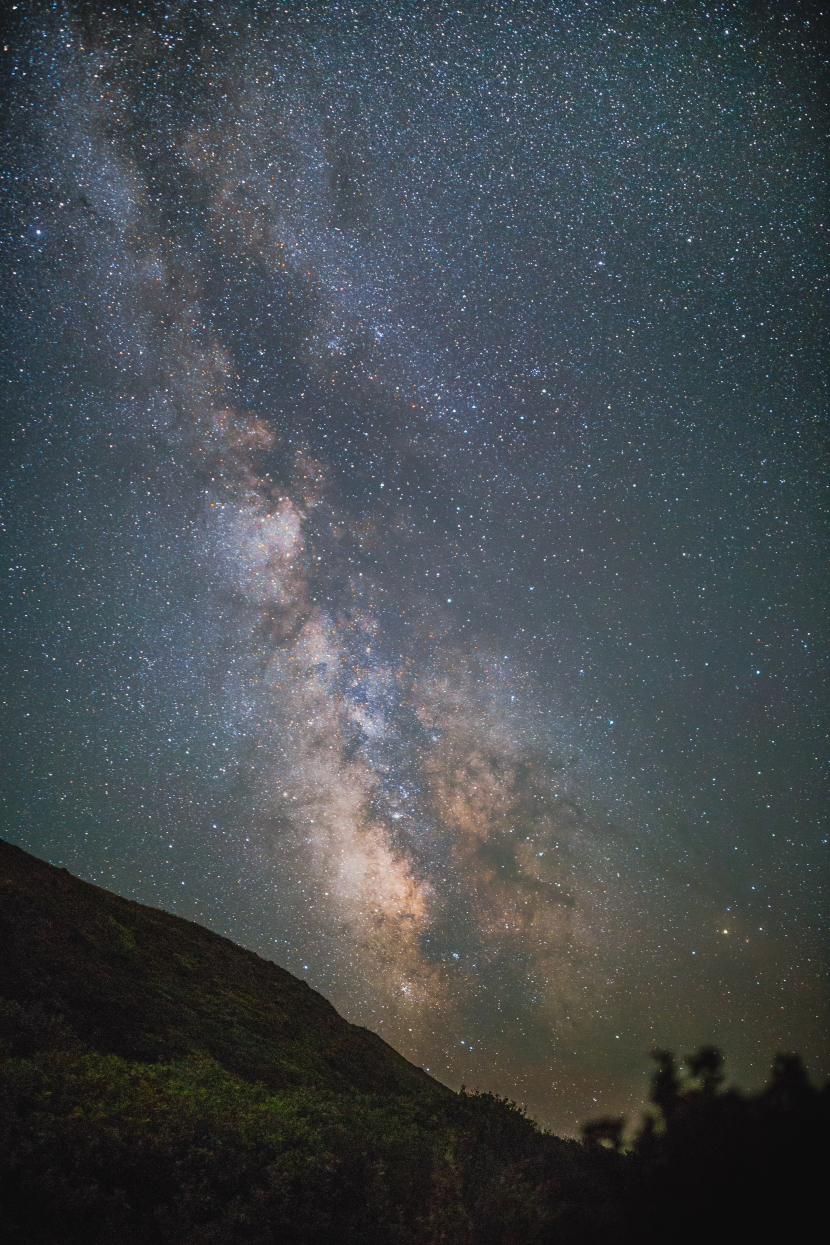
[582,1046,828,1244]
[1,840,826,1242]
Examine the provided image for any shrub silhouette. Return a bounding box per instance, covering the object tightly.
[581,1116,625,1152]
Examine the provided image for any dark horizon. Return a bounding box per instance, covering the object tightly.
[1,0,826,1135]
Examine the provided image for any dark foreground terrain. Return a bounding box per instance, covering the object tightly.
[1,839,826,1244]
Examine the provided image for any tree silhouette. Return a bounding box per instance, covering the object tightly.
[649,1048,681,1117]
[685,1045,724,1095]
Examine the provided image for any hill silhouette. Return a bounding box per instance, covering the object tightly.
[0,838,445,1101]
[1,839,826,1245]
[0,840,595,1244]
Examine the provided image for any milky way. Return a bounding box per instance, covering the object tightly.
[1,1,826,1133]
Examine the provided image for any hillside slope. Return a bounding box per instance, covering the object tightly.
[0,839,447,1101]
[0,840,825,1245]
[1,840,596,1244]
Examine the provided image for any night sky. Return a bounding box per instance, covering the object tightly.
[1,0,826,1134]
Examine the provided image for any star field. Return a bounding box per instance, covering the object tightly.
[1,0,826,1133]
